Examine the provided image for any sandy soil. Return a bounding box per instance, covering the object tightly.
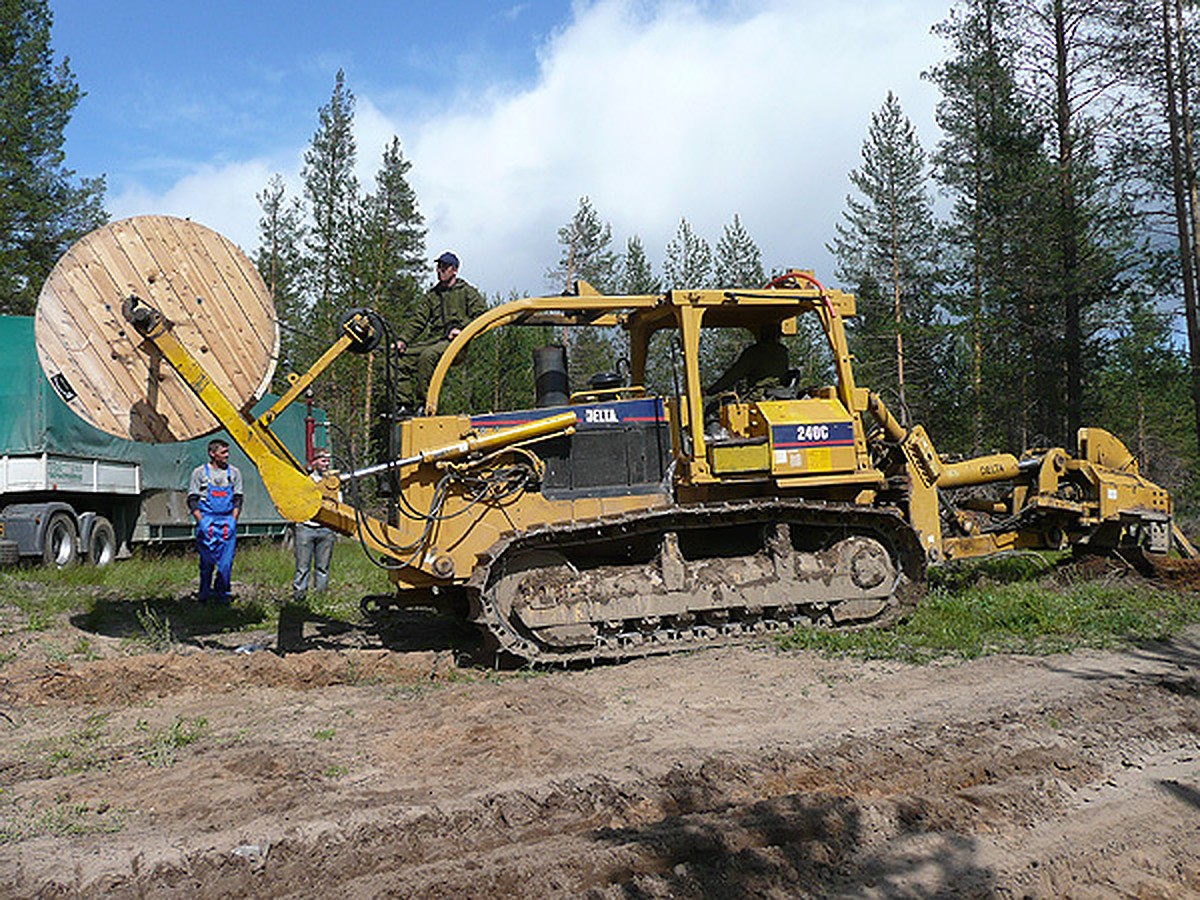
[1,600,1199,898]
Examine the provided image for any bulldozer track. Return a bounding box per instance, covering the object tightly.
[467,499,927,664]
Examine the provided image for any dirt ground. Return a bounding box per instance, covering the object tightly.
[1,596,1199,899]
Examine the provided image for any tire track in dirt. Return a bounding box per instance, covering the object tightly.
[1,636,1199,897]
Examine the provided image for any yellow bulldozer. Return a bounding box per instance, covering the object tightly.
[35,216,1196,662]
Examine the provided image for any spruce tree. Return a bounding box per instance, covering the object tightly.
[0,0,106,314]
[439,289,553,415]
[259,72,438,452]
[300,70,365,457]
[620,234,672,393]
[358,136,426,456]
[708,214,767,386]
[1094,293,1196,498]
[662,218,713,288]
[360,137,426,320]
[302,69,359,340]
[664,219,725,386]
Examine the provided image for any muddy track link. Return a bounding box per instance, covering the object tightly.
[466,500,927,664]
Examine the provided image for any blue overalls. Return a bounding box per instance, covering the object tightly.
[196,463,237,603]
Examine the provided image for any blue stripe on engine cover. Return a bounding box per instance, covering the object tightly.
[471,397,665,430]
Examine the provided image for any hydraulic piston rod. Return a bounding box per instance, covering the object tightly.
[343,411,579,482]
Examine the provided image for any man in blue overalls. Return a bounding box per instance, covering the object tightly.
[187,439,244,604]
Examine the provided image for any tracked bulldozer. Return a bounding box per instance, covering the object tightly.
[35,216,1196,663]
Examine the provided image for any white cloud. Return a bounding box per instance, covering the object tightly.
[108,0,949,295]
[397,0,947,295]
[107,159,278,256]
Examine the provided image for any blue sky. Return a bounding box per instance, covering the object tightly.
[49,0,953,296]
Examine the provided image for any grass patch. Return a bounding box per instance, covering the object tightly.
[137,715,209,767]
[134,604,173,651]
[0,795,126,843]
[779,554,1200,662]
[0,541,389,646]
[25,609,56,631]
[6,537,1194,668]
[71,635,99,660]
[31,713,113,776]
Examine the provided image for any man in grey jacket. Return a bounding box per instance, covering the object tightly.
[292,448,336,603]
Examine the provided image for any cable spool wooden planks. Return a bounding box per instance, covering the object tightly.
[34,215,279,442]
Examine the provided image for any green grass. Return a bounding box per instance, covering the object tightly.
[32,713,113,776]
[0,540,389,646]
[3,538,1196,669]
[778,553,1200,662]
[136,715,209,767]
[0,795,126,843]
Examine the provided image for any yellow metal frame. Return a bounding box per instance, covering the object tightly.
[424,281,862,488]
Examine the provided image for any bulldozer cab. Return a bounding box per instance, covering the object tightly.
[419,273,875,495]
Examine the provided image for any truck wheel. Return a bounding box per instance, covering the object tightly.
[42,512,78,568]
[87,516,117,566]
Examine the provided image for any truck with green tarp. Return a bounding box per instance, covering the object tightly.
[0,316,316,565]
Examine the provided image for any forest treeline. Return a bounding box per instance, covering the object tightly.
[4,1,1200,506]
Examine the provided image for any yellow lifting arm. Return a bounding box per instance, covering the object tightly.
[122,295,323,523]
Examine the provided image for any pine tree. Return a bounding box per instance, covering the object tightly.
[829,92,939,423]
[253,175,307,393]
[662,218,713,288]
[548,197,621,390]
[714,214,765,288]
[546,196,619,293]
[622,235,660,294]
[0,0,106,314]
[1012,0,1137,442]
[1109,0,1200,458]
[928,0,1051,452]
[300,70,365,457]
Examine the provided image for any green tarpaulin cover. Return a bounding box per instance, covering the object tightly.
[0,316,315,521]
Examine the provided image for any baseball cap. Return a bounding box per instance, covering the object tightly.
[435,251,459,268]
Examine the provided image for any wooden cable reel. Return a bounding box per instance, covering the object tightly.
[34,215,279,442]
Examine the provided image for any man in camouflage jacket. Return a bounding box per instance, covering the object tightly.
[393,251,487,413]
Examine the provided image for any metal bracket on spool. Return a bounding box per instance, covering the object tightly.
[122,293,169,337]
